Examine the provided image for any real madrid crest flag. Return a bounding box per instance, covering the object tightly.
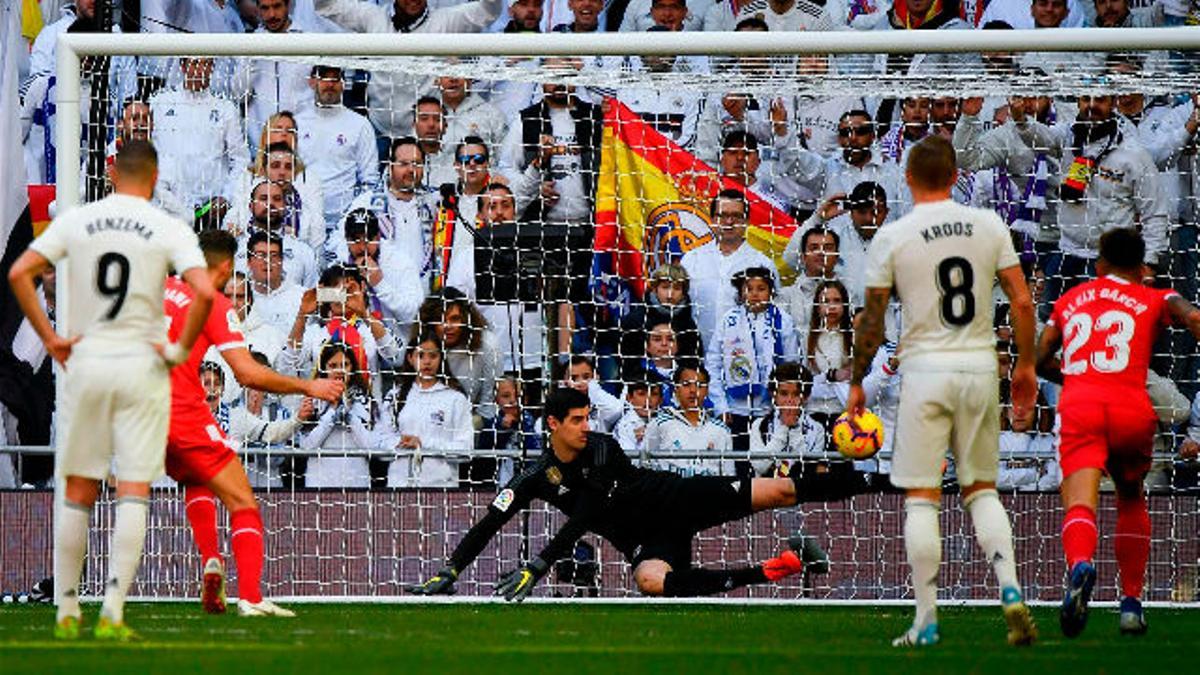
[590,99,798,320]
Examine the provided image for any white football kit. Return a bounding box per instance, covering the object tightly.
[30,193,206,482]
[863,199,1020,489]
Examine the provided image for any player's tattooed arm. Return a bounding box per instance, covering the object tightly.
[850,288,891,386]
[1167,295,1200,339]
[1035,323,1064,385]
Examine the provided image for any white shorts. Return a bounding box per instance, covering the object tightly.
[58,354,170,483]
[891,369,1000,490]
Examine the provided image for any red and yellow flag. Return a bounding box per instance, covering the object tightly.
[591,99,798,311]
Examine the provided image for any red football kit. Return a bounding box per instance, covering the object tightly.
[1048,275,1178,482]
[163,276,246,484]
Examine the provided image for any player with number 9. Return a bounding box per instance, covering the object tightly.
[1037,228,1200,638]
[846,136,1038,648]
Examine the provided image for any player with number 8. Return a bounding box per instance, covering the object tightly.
[1037,227,1200,638]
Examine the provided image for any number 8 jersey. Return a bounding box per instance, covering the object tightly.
[863,200,1020,372]
[1049,275,1177,397]
[28,193,205,357]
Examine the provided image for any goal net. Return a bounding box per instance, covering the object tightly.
[5,27,1200,604]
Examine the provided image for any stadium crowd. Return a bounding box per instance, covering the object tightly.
[5,0,1200,494]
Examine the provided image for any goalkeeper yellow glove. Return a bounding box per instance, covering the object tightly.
[494,557,549,603]
[407,566,458,595]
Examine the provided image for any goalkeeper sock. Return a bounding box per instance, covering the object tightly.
[230,508,265,604]
[662,567,767,597]
[54,499,91,622]
[904,497,941,630]
[1062,504,1098,567]
[964,489,1020,594]
[1114,494,1151,599]
[184,485,221,563]
[100,496,148,625]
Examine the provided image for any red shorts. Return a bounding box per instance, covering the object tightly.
[1058,394,1157,484]
[166,419,238,486]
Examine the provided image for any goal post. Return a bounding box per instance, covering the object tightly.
[27,26,1200,604]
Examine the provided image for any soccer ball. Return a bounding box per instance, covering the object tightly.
[832,410,885,460]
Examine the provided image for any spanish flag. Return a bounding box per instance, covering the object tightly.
[591,99,798,316]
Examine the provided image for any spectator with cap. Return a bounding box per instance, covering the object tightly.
[680,188,778,351]
[296,65,381,232]
[230,179,321,287]
[314,0,505,138]
[495,0,545,31]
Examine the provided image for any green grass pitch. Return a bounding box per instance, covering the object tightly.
[1,602,1196,674]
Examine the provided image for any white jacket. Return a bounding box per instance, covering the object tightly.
[613,406,652,455]
[315,0,504,138]
[642,407,735,477]
[379,382,473,487]
[150,87,249,210]
[229,402,301,488]
[443,93,510,151]
[296,104,381,228]
[706,304,800,418]
[300,394,375,488]
[748,411,828,476]
[244,25,314,152]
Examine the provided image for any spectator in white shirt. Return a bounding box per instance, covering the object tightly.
[296,65,381,231]
[414,96,458,188]
[437,75,509,150]
[791,181,889,302]
[614,377,665,455]
[299,342,376,488]
[552,0,604,31]
[246,0,314,151]
[232,179,321,287]
[643,361,736,476]
[779,224,842,335]
[556,354,624,433]
[679,188,778,350]
[620,0,700,31]
[212,271,290,404]
[377,332,474,487]
[244,230,307,336]
[151,57,249,212]
[749,362,826,476]
[228,141,327,261]
[802,279,853,425]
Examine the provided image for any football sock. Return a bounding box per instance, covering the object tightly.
[662,566,768,597]
[1062,504,1098,568]
[904,497,941,630]
[230,508,265,604]
[1114,494,1151,599]
[55,499,91,622]
[100,496,148,625]
[184,485,221,562]
[964,489,1020,594]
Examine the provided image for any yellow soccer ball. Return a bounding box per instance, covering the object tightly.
[832,410,885,460]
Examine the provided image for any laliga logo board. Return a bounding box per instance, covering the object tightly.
[643,201,714,271]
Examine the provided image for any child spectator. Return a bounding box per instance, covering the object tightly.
[230,351,306,489]
[706,266,800,450]
[803,279,854,428]
[378,333,473,488]
[477,375,540,486]
[748,362,826,477]
[619,264,702,368]
[614,375,664,455]
[644,362,735,476]
[299,343,375,488]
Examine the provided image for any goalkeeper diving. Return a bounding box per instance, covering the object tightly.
[411,386,829,600]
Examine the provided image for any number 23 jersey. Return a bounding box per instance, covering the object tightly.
[29,193,205,356]
[864,199,1019,371]
[1049,275,1177,399]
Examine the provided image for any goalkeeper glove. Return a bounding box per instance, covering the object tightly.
[407,566,458,596]
[495,557,549,603]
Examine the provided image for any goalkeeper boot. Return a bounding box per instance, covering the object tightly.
[787,532,830,574]
[53,615,80,641]
[201,557,227,615]
[94,617,142,643]
[892,623,940,648]
[238,598,296,618]
[1060,560,1097,639]
[1001,587,1037,646]
[762,550,804,582]
[1118,596,1148,636]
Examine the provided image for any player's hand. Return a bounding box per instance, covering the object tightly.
[154,341,189,367]
[407,566,458,595]
[306,378,344,403]
[45,334,82,369]
[845,383,866,418]
[1179,438,1200,460]
[495,557,548,603]
[1009,364,1037,422]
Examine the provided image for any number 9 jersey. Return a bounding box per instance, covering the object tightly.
[863,200,1019,372]
[1049,275,1178,481]
[27,193,205,357]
